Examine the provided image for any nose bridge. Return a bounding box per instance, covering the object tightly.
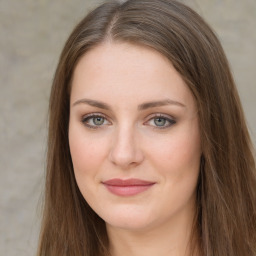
[109,122,143,168]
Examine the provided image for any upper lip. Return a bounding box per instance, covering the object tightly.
[102,178,155,186]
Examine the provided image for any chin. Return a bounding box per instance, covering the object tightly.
[101,208,156,231]
[106,219,153,231]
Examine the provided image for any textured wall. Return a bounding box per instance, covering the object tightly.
[0,0,255,256]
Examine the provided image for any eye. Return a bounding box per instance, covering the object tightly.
[81,114,111,129]
[154,117,167,127]
[146,114,176,129]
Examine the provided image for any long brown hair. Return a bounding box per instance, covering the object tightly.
[37,0,256,255]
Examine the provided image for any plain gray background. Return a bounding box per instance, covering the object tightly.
[0,0,255,256]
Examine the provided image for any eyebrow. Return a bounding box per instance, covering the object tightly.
[138,99,186,110]
[72,98,186,110]
[72,98,111,110]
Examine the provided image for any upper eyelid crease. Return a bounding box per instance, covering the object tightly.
[72,98,186,110]
[82,113,109,122]
[146,115,176,124]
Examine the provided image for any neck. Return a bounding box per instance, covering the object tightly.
[106,209,199,256]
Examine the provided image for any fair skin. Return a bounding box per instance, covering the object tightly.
[69,42,201,256]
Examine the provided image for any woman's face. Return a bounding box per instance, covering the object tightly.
[69,42,201,232]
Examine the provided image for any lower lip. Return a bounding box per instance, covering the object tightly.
[103,184,154,196]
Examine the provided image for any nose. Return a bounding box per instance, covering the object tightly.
[108,125,144,169]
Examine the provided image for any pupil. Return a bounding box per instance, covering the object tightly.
[154,118,166,126]
[94,117,104,125]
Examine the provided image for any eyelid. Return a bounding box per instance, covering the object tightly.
[144,113,176,129]
[81,112,112,129]
[80,112,176,130]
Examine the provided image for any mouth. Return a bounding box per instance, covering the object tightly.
[102,178,156,196]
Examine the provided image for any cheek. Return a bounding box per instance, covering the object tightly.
[149,132,201,169]
[68,128,111,205]
[158,130,201,205]
[68,128,109,178]
[145,122,201,188]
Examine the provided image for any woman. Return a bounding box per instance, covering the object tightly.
[37,0,256,255]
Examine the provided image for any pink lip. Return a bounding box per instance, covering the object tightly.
[102,179,155,196]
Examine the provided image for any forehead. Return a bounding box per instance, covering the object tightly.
[71,42,195,109]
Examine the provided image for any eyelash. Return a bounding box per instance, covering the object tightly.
[145,114,176,129]
[81,113,176,130]
[81,113,110,129]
